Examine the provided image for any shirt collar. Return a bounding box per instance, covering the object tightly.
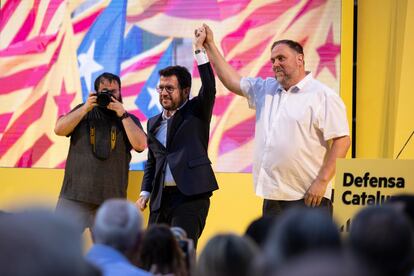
[295,71,313,91]
[162,99,188,120]
[278,71,313,94]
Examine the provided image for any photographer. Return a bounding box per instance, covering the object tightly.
[55,72,146,232]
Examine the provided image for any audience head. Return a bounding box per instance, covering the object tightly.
[244,215,276,248]
[265,207,340,262]
[272,250,371,276]
[386,194,414,226]
[348,205,414,276]
[171,226,188,241]
[93,199,143,254]
[138,224,187,276]
[0,209,99,276]
[171,226,195,272]
[258,207,340,275]
[195,233,259,276]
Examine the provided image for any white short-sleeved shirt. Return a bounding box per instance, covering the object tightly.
[240,73,349,200]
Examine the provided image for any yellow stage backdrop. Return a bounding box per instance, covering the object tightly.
[0,168,261,250]
[356,0,414,159]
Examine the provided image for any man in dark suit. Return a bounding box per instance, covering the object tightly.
[136,26,218,248]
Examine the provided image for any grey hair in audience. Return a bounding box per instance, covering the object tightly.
[93,199,142,253]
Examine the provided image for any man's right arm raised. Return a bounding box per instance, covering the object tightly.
[54,92,97,136]
[202,24,244,96]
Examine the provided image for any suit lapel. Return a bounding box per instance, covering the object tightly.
[148,114,165,150]
[149,114,163,134]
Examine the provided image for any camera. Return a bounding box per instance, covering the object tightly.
[170,227,195,271]
[96,88,113,107]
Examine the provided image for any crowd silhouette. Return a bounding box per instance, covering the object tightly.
[1,194,413,276]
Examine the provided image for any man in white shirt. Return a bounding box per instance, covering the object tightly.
[201,24,350,216]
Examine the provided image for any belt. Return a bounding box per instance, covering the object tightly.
[162,186,179,195]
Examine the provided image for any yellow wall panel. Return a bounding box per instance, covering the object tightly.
[0,168,261,250]
[356,0,413,158]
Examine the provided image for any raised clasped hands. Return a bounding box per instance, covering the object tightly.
[194,26,206,48]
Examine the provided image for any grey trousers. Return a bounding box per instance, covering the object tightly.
[55,197,99,232]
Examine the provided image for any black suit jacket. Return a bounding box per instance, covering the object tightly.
[141,62,219,212]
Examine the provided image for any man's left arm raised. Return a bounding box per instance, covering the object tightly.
[194,26,216,120]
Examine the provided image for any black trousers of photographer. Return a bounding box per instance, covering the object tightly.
[148,186,210,249]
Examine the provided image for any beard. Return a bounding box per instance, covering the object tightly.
[160,96,176,110]
[275,71,286,83]
[160,92,187,111]
[275,68,292,82]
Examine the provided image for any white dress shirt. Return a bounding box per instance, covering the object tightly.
[240,73,349,200]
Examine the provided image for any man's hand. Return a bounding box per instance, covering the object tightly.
[84,92,97,113]
[194,26,206,49]
[136,195,149,211]
[304,178,328,207]
[107,96,126,117]
[203,23,214,47]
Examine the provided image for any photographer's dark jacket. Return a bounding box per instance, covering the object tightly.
[59,106,142,205]
[141,62,219,211]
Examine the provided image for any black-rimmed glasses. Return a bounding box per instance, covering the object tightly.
[156,85,177,94]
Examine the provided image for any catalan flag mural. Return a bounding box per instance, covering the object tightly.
[0,0,341,172]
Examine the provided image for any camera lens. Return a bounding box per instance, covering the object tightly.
[97,89,112,107]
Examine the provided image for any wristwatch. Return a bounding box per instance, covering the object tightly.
[194,48,205,55]
[120,112,130,120]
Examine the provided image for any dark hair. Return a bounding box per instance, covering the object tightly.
[94,72,122,103]
[259,208,341,275]
[245,215,276,248]
[195,233,259,276]
[273,251,373,276]
[386,194,414,226]
[270,40,304,55]
[348,206,414,276]
[94,72,121,92]
[159,65,192,90]
[137,224,187,276]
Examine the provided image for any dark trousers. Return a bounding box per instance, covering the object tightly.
[55,197,99,232]
[263,198,332,217]
[149,186,210,249]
